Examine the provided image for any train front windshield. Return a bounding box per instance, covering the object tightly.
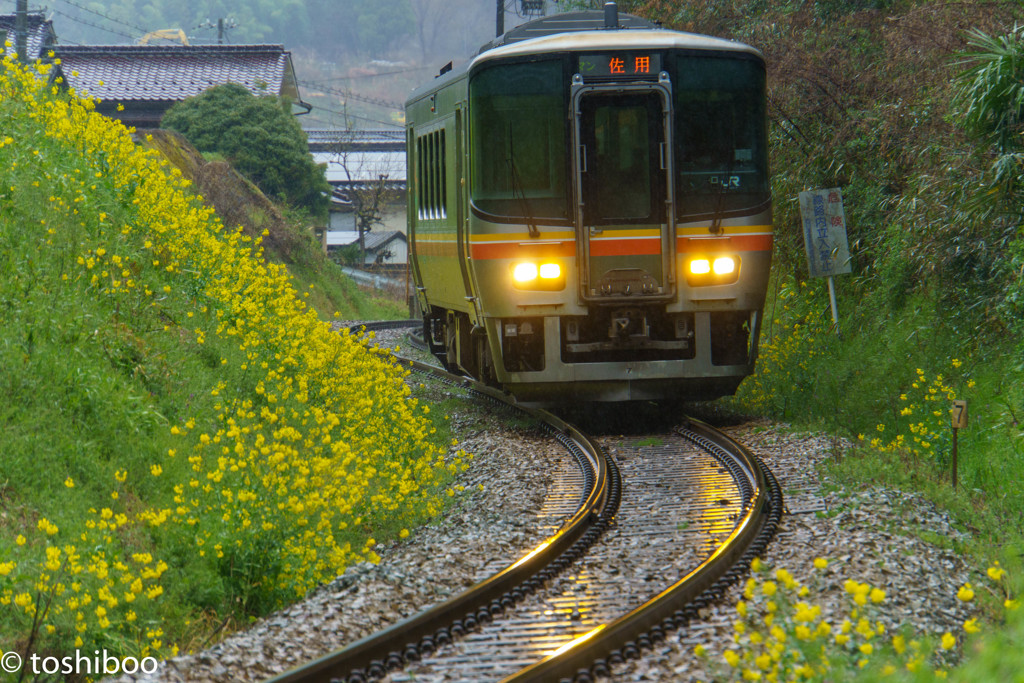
[672,55,769,219]
[469,60,570,222]
[468,51,768,224]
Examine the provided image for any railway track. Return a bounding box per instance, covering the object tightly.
[270,321,782,683]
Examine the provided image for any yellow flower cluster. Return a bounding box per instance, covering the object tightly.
[1,504,171,659]
[0,47,460,661]
[696,558,1017,681]
[856,364,974,460]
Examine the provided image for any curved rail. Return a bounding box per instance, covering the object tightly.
[266,341,620,683]
[270,321,782,683]
[502,419,782,682]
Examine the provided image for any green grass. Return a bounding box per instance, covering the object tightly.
[0,54,455,665]
[725,270,1024,680]
[732,272,1024,537]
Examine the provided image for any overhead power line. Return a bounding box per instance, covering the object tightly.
[56,0,148,36]
[304,101,403,129]
[299,79,403,110]
[49,8,137,42]
[312,66,430,82]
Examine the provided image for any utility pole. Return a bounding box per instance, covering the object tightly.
[197,17,237,45]
[15,0,27,63]
[496,0,504,37]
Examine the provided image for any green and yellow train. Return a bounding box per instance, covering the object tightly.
[406,3,772,402]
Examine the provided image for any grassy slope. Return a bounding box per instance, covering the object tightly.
[0,54,442,665]
[142,129,407,322]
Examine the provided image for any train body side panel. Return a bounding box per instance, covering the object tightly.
[407,76,474,317]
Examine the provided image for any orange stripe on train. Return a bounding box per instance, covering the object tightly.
[465,233,773,260]
[469,241,575,260]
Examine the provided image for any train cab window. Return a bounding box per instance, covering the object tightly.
[671,55,769,219]
[579,93,663,224]
[416,129,447,220]
[469,60,569,221]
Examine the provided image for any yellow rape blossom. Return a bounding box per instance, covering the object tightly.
[0,51,461,665]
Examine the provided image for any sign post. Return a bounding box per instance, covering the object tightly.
[798,188,852,334]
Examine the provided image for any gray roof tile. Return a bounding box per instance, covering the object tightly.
[363,230,406,251]
[52,44,298,103]
[0,12,57,60]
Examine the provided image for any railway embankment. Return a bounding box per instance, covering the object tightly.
[0,54,455,676]
[106,414,978,683]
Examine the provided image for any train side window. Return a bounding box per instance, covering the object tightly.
[439,129,447,219]
[430,131,438,220]
[432,133,438,220]
[417,130,448,221]
[417,136,425,220]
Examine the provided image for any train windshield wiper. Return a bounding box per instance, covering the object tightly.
[709,146,736,236]
[507,126,540,238]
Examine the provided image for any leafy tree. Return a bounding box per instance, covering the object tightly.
[161,83,329,219]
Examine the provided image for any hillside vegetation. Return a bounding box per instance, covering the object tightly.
[139,127,405,323]
[160,83,332,220]
[0,49,456,670]
[626,0,1024,679]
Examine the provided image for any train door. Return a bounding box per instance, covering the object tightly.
[573,86,674,301]
[454,106,477,309]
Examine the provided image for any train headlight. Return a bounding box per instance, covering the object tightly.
[539,263,561,279]
[511,261,565,290]
[513,262,538,283]
[689,259,711,275]
[713,256,736,275]
[685,255,740,286]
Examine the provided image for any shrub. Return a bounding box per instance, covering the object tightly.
[161,83,330,219]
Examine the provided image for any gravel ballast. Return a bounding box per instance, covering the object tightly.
[112,360,982,683]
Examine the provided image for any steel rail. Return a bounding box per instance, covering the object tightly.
[270,320,781,683]
[266,329,619,683]
[502,419,783,683]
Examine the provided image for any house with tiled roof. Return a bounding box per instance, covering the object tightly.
[50,44,304,130]
[308,129,406,194]
[326,230,408,266]
[307,129,408,236]
[0,11,57,60]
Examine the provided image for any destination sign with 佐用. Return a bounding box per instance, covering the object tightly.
[578,53,662,78]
